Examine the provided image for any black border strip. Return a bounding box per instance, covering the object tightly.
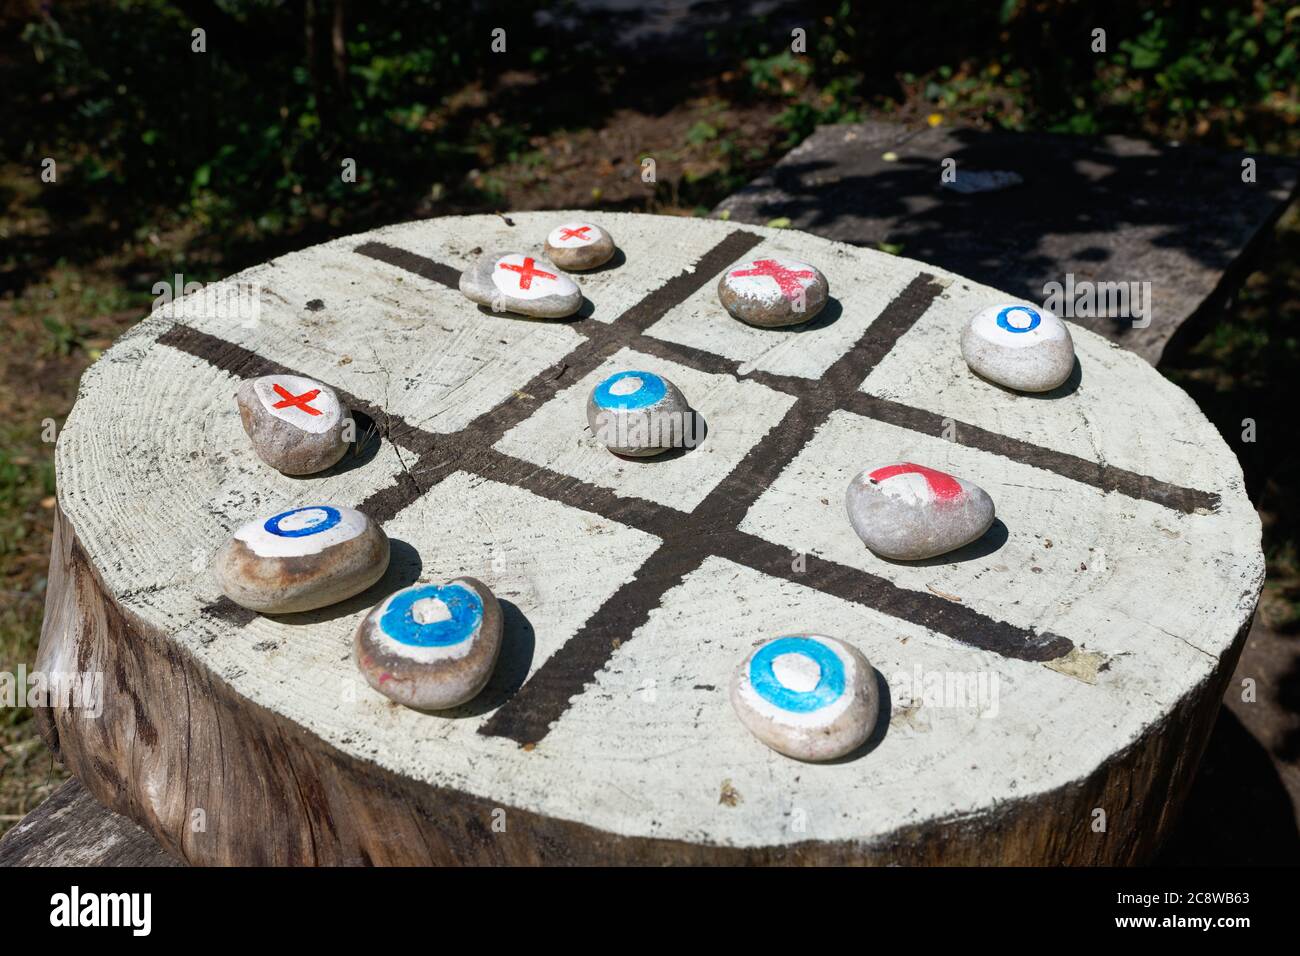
[723,531,1074,661]
[846,393,1221,515]
[478,272,1071,745]
[355,241,462,289]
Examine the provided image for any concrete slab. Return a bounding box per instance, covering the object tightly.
[714,121,1300,364]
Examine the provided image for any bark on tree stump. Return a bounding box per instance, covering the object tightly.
[36,212,1263,865]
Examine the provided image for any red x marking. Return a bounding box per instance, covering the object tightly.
[730,258,815,301]
[498,257,557,290]
[271,383,322,416]
[559,226,593,241]
[868,463,962,501]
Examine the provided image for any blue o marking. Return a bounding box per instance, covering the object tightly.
[592,370,667,410]
[996,306,1041,333]
[264,505,341,537]
[380,583,484,648]
[749,636,845,713]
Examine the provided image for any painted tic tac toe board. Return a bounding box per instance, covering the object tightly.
[39,212,1263,865]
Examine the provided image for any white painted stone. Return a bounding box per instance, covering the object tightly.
[238,374,349,475]
[385,212,720,326]
[545,221,616,271]
[251,374,341,434]
[460,251,582,317]
[647,235,914,378]
[355,577,504,710]
[961,302,1075,392]
[846,463,996,560]
[233,504,369,558]
[214,504,389,614]
[731,633,878,761]
[718,256,829,327]
[586,369,692,457]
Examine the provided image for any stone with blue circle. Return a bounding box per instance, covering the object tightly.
[354,577,505,711]
[217,504,388,614]
[380,583,484,648]
[961,302,1076,392]
[586,369,692,457]
[264,505,342,537]
[731,633,878,761]
[749,636,845,713]
[996,305,1041,334]
[592,371,668,410]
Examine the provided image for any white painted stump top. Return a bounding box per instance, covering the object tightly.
[58,211,1263,852]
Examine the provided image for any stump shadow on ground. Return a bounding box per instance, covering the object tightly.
[1155,706,1300,864]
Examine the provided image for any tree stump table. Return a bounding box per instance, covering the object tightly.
[36,212,1263,865]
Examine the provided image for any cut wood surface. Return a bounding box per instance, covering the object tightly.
[36,212,1263,864]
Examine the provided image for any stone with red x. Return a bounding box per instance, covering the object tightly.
[497,256,556,291]
[545,221,616,271]
[271,383,322,415]
[846,461,996,561]
[718,255,828,328]
[238,374,349,475]
[459,250,582,318]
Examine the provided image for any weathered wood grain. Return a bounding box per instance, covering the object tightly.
[35,212,1263,863]
[0,778,180,867]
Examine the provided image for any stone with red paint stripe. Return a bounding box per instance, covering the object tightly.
[236,374,350,475]
[845,462,995,560]
[458,250,582,318]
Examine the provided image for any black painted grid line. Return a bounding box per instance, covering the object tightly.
[634,321,1219,516]
[478,272,1077,743]
[844,393,1220,515]
[720,531,1073,662]
[157,232,763,625]
[149,228,1203,744]
[357,237,1219,517]
[354,241,462,289]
